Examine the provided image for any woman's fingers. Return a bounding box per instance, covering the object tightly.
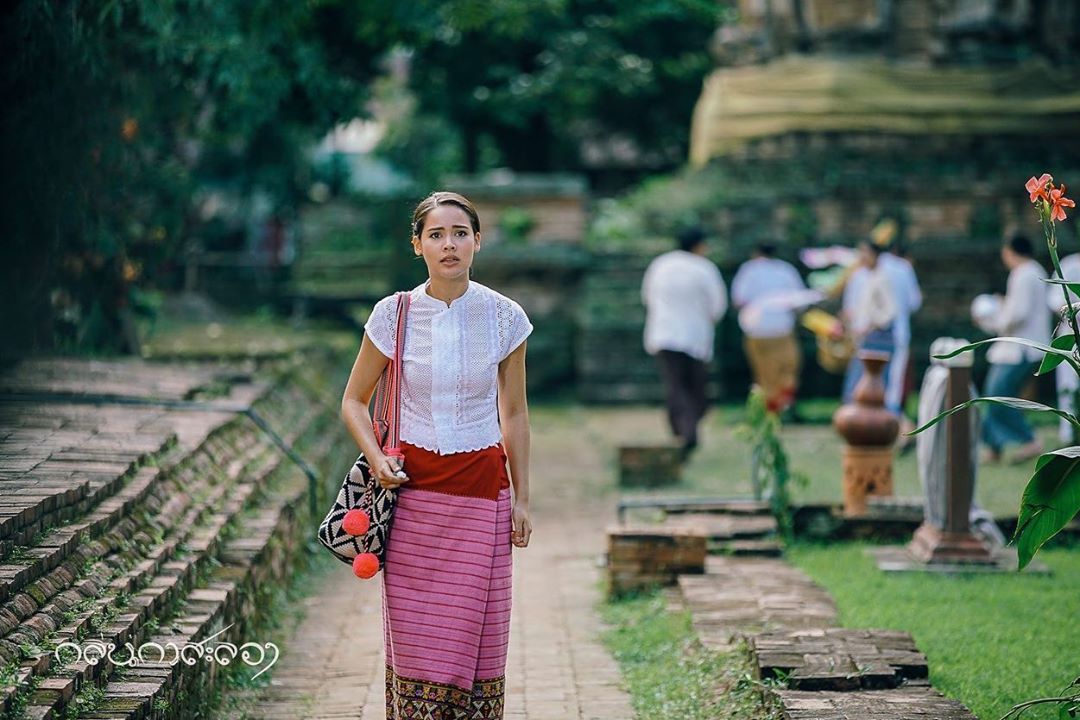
[511,516,532,547]
[375,460,409,490]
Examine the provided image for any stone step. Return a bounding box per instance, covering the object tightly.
[0,442,274,716]
[0,455,172,606]
[0,428,264,653]
[662,512,778,541]
[0,429,173,549]
[616,496,770,522]
[82,434,335,719]
[713,538,784,556]
[0,358,337,720]
[776,687,977,719]
[751,628,928,691]
[0,357,228,400]
[678,556,837,651]
[1,403,325,718]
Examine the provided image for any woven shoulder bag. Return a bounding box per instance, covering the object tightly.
[317,291,409,578]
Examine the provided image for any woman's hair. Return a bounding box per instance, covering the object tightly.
[411,191,481,238]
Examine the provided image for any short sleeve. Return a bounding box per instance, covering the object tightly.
[495,295,533,362]
[363,295,397,358]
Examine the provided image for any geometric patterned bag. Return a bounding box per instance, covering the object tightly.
[317,291,409,578]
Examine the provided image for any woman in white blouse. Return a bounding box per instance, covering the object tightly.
[341,191,533,719]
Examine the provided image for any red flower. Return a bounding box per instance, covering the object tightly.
[1026,173,1054,203]
[1050,184,1075,222]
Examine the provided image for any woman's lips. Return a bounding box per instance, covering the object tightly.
[441,257,459,265]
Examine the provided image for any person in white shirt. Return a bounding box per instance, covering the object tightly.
[342,191,531,717]
[841,239,898,403]
[641,226,728,457]
[731,243,806,413]
[840,222,922,426]
[879,248,922,416]
[1046,252,1080,443]
[982,234,1050,463]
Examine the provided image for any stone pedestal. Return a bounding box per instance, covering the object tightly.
[841,446,895,515]
[906,343,996,565]
[908,524,995,564]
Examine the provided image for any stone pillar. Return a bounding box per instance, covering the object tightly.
[909,339,995,564]
[833,350,899,516]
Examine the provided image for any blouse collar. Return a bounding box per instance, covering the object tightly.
[412,279,476,309]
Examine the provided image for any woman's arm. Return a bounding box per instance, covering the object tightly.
[497,340,531,548]
[340,334,410,490]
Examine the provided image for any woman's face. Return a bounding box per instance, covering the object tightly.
[412,204,480,282]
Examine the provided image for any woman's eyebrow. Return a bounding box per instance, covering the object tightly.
[426,224,471,232]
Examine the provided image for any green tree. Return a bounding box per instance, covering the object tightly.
[408,0,723,172]
[2,0,420,355]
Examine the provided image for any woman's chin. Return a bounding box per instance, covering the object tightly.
[430,264,470,281]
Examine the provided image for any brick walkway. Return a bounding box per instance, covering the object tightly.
[227,414,635,719]
[678,553,976,718]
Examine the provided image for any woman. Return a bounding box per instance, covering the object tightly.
[340,191,533,719]
[840,238,897,403]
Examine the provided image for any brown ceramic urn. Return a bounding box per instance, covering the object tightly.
[833,350,900,515]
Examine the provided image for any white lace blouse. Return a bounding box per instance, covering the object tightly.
[363,280,533,455]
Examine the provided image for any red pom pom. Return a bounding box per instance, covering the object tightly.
[353,553,379,579]
[342,509,370,536]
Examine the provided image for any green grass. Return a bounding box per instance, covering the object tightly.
[599,590,780,720]
[787,543,1080,720]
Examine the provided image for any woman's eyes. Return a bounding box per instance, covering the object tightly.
[427,230,469,239]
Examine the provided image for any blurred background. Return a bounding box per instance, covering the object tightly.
[5,0,1080,404]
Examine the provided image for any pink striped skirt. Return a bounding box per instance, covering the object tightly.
[382,486,512,719]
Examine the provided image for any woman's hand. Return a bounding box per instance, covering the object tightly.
[372,453,410,490]
[511,502,532,548]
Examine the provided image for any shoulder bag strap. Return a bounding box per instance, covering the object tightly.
[382,291,410,457]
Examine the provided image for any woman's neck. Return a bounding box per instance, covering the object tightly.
[425,276,470,307]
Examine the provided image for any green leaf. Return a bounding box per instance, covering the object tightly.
[1037,335,1078,376]
[1043,278,1080,298]
[933,336,1080,375]
[1013,446,1080,569]
[928,334,1080,375]
[908,397,1080,437]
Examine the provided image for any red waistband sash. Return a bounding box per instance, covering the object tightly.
[399,441,510,500]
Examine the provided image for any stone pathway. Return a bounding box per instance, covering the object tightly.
[678,556,838,651]
[226,414,636,719]
[752,628,928,690]
[611,496,978,717]
[677,552,976,718]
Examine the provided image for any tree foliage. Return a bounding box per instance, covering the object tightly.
[2,0,725,355]
[2,0,414,354]
[408,0,723,172]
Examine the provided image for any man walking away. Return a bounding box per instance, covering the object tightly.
[732,242,807,415]
[982,234,1049,464]
[641,226,728,458]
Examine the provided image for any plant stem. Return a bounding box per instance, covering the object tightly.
[1044,215,1080,366]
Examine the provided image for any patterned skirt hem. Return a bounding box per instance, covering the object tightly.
[386,665,505,720]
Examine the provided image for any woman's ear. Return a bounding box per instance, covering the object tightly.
[411,236,422,256]
[474,231,482,252]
